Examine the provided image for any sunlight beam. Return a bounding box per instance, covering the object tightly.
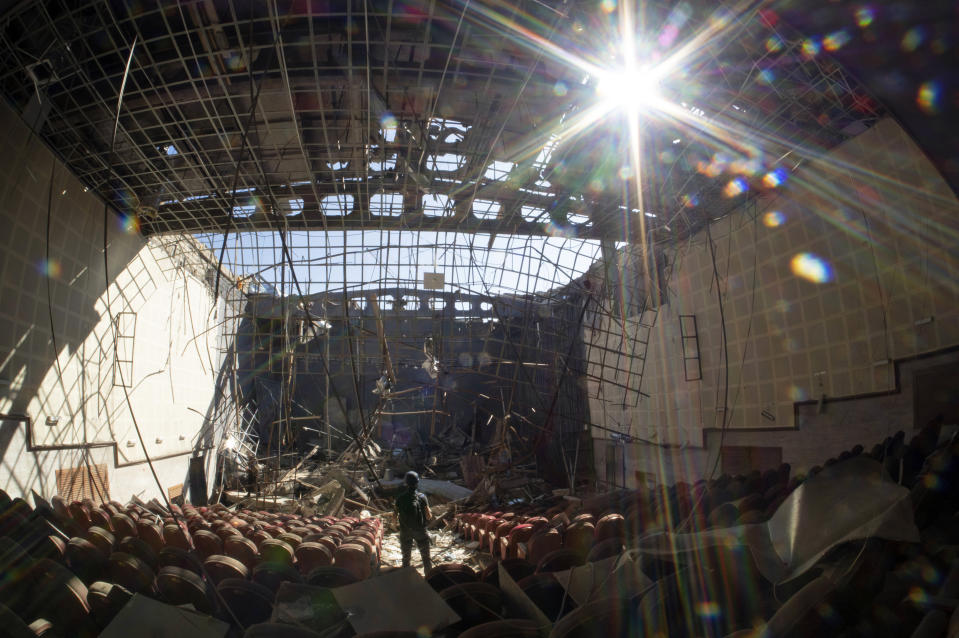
[596,66,663,111]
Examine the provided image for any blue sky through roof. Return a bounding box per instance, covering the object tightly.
[196,230,605,297]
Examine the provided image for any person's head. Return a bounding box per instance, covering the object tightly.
[405,470,419,489]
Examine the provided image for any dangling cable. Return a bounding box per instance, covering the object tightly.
[97,34,242,626]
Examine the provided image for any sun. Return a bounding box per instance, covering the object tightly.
[596,65,663,111]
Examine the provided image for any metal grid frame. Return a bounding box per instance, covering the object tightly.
[0,0,890,466]
[0,0,883,243]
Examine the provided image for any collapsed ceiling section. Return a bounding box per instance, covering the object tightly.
[0,0,884,257]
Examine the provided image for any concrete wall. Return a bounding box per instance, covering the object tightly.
[0,103,235,503]
[589,117,959,487]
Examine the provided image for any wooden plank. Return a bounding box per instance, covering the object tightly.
[267,444,322,494]
[56,463,109,504]
[167,483,184,501]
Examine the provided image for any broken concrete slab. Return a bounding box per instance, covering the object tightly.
[100,594,228,638]
[271,582,351,634]
[379,478,473,501]
[331,566,461,635]
[498,561,551,634]
[551,551,652,606]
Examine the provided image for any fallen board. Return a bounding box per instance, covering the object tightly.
[331,566,461,635]
[378,478,473,501]
[100,593,229,638]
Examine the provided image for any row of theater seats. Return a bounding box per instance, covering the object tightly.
[445,419,959,637]
[451,460,798,575]
[0,486,580,637]
[455,421,953,570]
[0,493,384,636]
[0,418,954,637]
[455,510,628,568]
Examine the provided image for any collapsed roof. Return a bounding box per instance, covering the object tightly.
[0,0,888,248]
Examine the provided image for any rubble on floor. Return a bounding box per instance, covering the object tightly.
[218,417,562,526]
[2,421,955,636]
[380,527,485,573]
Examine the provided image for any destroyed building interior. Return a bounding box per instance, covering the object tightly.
[1,0,958,636]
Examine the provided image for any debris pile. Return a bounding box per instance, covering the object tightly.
[1,419,956,636]
[446,421,959,637]
[218,405,568,533]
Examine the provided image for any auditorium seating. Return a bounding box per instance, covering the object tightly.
[0,492,383,635]
[0,417,954,636]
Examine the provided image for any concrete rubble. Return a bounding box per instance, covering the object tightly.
[1,420,956,637]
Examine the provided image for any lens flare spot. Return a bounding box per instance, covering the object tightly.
[544,221,577,238]
[224,52,246,72]
[697,153,728,178]
[696,601,721,619]
[39,259,62,279]
[817,602,840,623]
[922,473,942,490]
[775,299,791,314]
[801,38,821,59]
[553,81,568,96]
[759,8,779,28]
[763,211,786,227]
[697,160,720,178]
[114,188,137,209]
[416,626,433,638]
[709,9,732,30]
[658,24,680,48]
[823,29,850,52]
[901,27,925,52]
[589,178,605,192]
[121,214,140,234]
[855,6,874,28]
[922,564,940,584]
[917,81,941,114]
[763,167,788,188]
[788,385,807,401]
[600,0,616,14]
[790,253,833,283]
[617,166,631,180]
[765,35,783,53]
[724,177,748,197]
[379,113,398,143]
[907,587,930,605]
[682,193,699,208]
[757,69,775,85]
[730,158,760,176]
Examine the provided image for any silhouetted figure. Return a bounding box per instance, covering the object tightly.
[395,470,432,573]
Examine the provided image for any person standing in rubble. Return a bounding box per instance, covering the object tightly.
[244,453,259,496]
[395,470,432,573]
